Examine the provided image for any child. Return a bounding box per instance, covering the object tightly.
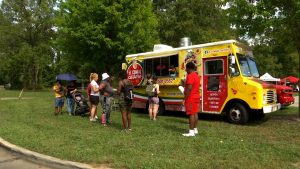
[53,81,65,115]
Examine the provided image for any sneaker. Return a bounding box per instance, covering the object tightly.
[194,128,198,135]
[90,118,97,122]
[121,129,128,132]
[182,130,195,137]
[95,115,98,119]
[182,133,195,137]
[127,128,132,131]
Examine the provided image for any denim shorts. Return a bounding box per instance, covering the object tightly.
[55,97,64,107]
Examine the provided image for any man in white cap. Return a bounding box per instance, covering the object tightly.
[99,73,115,126]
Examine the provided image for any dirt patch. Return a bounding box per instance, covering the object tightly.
[292,161,300,168]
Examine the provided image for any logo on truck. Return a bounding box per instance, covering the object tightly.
[127,63,144,86]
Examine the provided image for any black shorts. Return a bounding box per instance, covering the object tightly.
[90,95,99,105]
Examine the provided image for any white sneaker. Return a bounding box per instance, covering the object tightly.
[194,128,198,134]
[90,118,97,122]
[182,130,195,137]
[182,133,195,137]
[95,116,98,119]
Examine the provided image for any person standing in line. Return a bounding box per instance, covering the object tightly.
[53,81,65,115]
[99,73,115,126]
[182,62,200,137]
[89,73,100,122]
[117,70,133,131]
[66,81,77,115]
[148,76,160,121]
[146,73,152,85]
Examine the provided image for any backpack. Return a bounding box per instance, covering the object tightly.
[123,80,134,100]
[146,84,155,97]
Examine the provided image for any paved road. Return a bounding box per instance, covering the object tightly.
[0,147,53,169]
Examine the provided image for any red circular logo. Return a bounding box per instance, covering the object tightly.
[127,63,144,86]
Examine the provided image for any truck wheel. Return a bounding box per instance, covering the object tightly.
[226,102,249,124]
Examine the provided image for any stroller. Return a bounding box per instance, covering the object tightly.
[72,91,90,116]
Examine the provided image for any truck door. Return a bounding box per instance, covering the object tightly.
[202,56,228,113]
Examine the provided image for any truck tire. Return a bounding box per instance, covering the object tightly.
[226,102,249,124]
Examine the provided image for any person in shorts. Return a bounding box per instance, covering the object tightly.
[182,62,200,137]
[89,73,100,122]
[148,75,160,121]
[117,70,133,131]
[53,81,65,115]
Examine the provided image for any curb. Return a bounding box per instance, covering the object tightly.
[0,137,95,169]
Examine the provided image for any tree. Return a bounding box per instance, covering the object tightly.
[0,0,57,89]
[155,0,234,47]
[225,0,300,77]
[56,0,159,78]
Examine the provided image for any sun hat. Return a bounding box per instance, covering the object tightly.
[102,73,110,80]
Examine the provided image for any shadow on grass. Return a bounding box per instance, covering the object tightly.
[133,109,226,123]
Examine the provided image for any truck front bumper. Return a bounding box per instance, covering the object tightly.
[263,103,281,114]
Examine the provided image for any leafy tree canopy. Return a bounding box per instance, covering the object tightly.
[57,0,159,78]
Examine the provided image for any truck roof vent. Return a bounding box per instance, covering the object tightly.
[180,37,192,47]
[153,44,173,51]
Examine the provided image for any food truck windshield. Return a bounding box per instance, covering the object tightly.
[237,54,260,78]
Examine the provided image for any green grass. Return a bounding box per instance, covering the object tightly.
[0,90,299,169]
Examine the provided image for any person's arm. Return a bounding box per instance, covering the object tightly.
[92,85,99,92]
[184,84,192,100]
[116,80,124,96]
[183,73,194,104]
[98,82,106,92]
[156,84,160,94]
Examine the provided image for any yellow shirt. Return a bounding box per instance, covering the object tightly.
[53,85,64,98]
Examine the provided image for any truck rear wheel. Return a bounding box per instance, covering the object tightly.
[226,102,249,124]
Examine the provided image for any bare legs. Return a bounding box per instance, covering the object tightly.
[149,104,159,120]
[54,106,62,115]
[188,114,198,129]
[121,110,131,130]
[90,105,97,121]
[183,113,199,137]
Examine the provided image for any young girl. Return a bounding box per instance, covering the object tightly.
[148,76,160,120]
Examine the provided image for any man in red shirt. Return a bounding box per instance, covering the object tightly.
[183,62,200,137]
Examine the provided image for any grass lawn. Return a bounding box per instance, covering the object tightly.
[0,90,299,169]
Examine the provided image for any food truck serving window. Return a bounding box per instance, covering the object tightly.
[144,54,179,77]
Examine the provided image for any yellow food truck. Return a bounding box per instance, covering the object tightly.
[122,40,280,124]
